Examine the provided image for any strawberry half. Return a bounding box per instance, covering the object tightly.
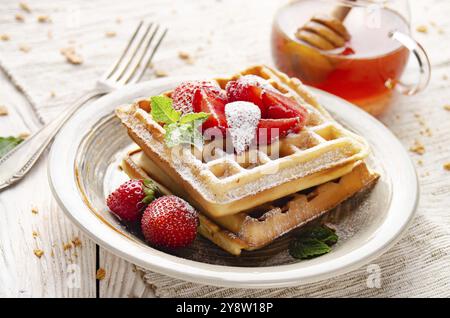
[225,75,273,117]
[262,90,308,126]
[192,88,228,134]
[257,118,300,144]
[172,80,223,115]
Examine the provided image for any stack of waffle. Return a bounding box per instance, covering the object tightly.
[116,65,379,255]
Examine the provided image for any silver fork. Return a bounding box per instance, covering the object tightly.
[0,21,167,191]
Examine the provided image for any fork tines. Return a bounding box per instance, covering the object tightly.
[104,21,168,85]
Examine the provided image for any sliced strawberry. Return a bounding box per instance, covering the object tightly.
[225,75,273,117]
[172,80,223,115]
[192,88,227,134]
[262,90,308,125]
[257,118,300,145]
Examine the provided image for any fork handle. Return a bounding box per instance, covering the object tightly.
[0,89,104,191]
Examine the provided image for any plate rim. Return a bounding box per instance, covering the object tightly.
[48,77,419,288]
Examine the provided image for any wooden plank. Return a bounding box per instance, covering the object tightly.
[0,70,96,298]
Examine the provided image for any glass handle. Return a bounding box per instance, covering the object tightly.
[389,31,431,95]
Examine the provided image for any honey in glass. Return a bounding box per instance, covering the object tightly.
[272,0,411,115]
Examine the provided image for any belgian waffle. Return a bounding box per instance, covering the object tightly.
[122,149,379,256]
[116,65,370,217]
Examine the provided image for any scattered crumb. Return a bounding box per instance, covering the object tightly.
[19,132,30,139]
[416,25,428,33]
[31,206,39,214]
[60,47,83,65]
[105,31,117,38]
[19,44,31,53]
[19,2,31,13]
[444,104,450,111]
[116,17,122,24]
[444,162,450,171]
[178,51,191,60]
[409,140,425,155]
[154,69,168,77]
[178,51,195,65]
[417,159,423,166]
[96,268,106,280]
[50,91,56,98]
[15,14,25,22]
[0,105,8,116]
[32,231,39,238]
[72,237,82,247]
[1,34,10,41]
[420,127,433,137]
[37,15,51,23]
[33,249,44,258]
[63,242,73,251]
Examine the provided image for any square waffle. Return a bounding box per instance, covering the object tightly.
[116,65,370,218]
[122,149,379,256]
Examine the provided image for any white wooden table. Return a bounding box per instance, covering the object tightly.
[0,0,449,297]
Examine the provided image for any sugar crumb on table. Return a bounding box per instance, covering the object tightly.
[96,268,106,280]
[19,132,30,139]
[31,206,39,214]
[32,231,39,238]
[60,47,83,65]
[37,15,51,23]
[63,242,73,251]
[105,31,117,38]
[71,237,82,247]
[15,14,25,22]
[416,25,428,33]
[154,69,168,77]
[1,34,10,41]
[443,104,450,111]
[409,140,425,155]
[19,2,31,13]
[33,249,44,258]
[444,162,450,171]
[0,105,8,116]
[19,44,31,53]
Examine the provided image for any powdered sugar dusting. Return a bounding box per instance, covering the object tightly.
[225,101,261,154]
[236,75,274,90]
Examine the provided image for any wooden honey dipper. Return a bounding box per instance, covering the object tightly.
[295,1,355,50]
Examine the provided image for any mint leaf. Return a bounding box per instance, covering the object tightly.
[289,238,331,259]
[0,136,24,158]
[300,225,338,246]
[150,95,180,124]
[179,112,209,124]
[289,225,339,260]
[164,123,194,147]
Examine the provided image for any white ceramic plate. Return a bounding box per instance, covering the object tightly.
[48,77,418,288]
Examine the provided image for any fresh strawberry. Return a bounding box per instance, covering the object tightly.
[192,88,228,135]
[172,80,223,115]
[262,90,308,124]
[106,179,158,222]
[225,75,273,117]
[257,118,300,144]
[141,195,199,249]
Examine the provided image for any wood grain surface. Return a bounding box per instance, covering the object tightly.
[0,0,449,297]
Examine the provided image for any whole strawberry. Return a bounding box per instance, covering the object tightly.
[106,179,158,222]
[141,195,199,249]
